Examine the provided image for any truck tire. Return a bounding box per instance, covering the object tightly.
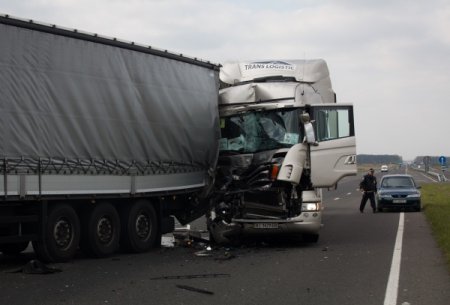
[0,242,29,255]
[120,200,158,253]
[32,204,80,263]
[81,202,120,258]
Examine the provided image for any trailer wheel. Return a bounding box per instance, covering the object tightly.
[121,200,158,253]
[0,242,29,255]
[81,202,120,258]
[32,204,80,263]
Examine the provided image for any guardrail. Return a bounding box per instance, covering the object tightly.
[431,171,447,182]
[409,166,448,182]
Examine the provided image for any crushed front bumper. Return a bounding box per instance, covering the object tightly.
[210,212,322,241]
[235,212,322,235]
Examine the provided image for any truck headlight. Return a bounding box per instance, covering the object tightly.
[301,203,320,211]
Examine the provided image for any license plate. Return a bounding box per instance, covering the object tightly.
[393,199,407,204]
[253,223,279,229]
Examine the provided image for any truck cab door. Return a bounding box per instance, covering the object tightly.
[309,104,357,187]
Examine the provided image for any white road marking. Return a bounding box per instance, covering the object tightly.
[420,173,438,182]
[347,192,352,195]
[383,212,404,305]
[334,197,340,201]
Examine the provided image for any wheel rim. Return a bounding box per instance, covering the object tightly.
[53,218,73,250]
[97,216,113,244]
[135,213,151,240]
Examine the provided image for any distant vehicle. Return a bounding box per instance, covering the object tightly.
[381,165,389,172]
[376,175,421,212]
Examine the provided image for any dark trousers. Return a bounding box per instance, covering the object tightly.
[360,191,376,212]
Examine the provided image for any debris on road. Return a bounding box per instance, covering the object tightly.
[7,259,62,274]
[163,227,240,261]
[194,250,213,257]
[172,229,210,248]
[161,235,176,247]
[214,251,236,261]
[151,273,230,280]
[175,284,214,295]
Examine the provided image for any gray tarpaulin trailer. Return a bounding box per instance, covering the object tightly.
[0,14,220,262]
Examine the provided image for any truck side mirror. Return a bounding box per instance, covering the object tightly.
[303,122,317,144]
[300,112,317,145]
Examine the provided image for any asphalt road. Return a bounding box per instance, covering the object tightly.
[0,167,449,305]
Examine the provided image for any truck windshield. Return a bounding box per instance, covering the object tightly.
[219,109,302,153]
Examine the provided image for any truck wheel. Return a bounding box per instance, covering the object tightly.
[32,204,80,263]
[0,242,29,255]
[81,202,120,258]
[120,200,158,253]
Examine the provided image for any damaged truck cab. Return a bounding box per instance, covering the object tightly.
[208,60,357,244]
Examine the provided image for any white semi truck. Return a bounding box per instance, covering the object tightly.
[0,15,220,262]
[208,60,357,243]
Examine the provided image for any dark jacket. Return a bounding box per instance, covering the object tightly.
[360,174,377,192]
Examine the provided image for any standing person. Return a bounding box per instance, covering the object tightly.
[359,168,377,213]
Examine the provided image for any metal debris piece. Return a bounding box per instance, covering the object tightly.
[175,284,214,295]
[194,250,213,257]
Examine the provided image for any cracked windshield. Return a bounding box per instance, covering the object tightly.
[219,109,302,153]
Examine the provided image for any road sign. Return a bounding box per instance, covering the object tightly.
[439,156,447,165]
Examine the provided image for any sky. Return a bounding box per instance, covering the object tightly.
[1,0,449,161]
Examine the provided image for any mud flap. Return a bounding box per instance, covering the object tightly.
[160,216,175,234]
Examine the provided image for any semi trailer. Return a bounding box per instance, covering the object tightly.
[0,14,220,262]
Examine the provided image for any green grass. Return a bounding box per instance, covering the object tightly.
[421,183,450,271]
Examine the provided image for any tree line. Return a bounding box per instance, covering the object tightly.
[357,154,402,164]
[412,156,449,166]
